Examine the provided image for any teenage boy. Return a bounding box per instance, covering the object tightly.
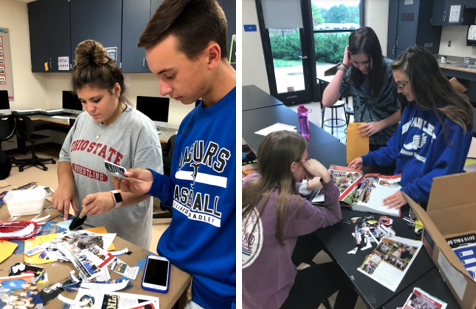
[113,1,236,308]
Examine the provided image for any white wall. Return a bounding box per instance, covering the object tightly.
[0,0,48,109]
[438,26,476,57]
[364,0,389,57]
[242,0,269,93]
[2,0,192,129]
[45,73,193,129]
[241,0,390,94]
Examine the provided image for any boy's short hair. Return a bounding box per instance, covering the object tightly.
[138,0,228,60]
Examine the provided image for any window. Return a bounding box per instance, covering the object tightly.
[312,1,362,75]
[256,0,363,104]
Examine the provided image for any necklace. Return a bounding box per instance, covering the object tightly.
[96,103,127,139]
[96,124,106,139]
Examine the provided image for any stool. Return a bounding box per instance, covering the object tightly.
[344,107,354,133]
[321,101,346,135]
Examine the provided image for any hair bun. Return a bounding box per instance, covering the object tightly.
[75,39,109,69]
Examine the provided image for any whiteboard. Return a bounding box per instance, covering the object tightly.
[0,28,14,101]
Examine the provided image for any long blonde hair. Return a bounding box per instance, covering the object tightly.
[242,131,306,246]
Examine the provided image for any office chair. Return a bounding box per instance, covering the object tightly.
[153,135,176,219]
[0,114,16,151]
[0,115,17,179]
[13,115,56,172]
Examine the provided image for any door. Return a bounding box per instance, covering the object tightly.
[395,0,419,53]
[122,0,150,72]
[387,0,399,59]
[256,0,313,105]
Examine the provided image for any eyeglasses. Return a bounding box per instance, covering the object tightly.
[394,81,408,90]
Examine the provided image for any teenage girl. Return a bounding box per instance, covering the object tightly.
[242,131,357,309]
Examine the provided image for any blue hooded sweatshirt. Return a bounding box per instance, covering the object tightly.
[362,102,472,202]
[147,88,236,309]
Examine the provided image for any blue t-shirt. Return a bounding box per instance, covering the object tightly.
[340,58,400,146]
[148,88,236,309]
[362,102,472,202]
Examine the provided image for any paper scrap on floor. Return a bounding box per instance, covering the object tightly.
[254,122,297,136]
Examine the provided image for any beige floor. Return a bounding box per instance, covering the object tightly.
[312,251,367,309]
[4,144,170,253]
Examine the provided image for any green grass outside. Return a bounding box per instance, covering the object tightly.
[273,59,326,68]
[273,59,303,68]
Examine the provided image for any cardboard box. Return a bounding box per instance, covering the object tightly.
[403,171,476,309]
[449,77,468,93]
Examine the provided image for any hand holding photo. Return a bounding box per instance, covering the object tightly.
[104,161,144,183]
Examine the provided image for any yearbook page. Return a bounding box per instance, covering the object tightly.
[357,236,423,292]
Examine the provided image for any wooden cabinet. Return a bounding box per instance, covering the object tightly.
[466,0,476,9]
[122,0,151,73]
[432,0,472,26]
[150,0,164,16]
[70,0,122,65]
[28,0,49,72]
[28,0,71,72]
[223,0,236,68]
[28,0,236,73]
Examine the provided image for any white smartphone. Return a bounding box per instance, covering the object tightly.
[104,160,144,182]
[141,255,171,293]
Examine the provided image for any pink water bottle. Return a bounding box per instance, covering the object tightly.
[297,105,311,138]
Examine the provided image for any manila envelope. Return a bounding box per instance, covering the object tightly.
[346,122,369,164]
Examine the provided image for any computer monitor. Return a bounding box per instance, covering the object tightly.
[0,90,10,114]
[62,91,83,115]
[136,96,170,129]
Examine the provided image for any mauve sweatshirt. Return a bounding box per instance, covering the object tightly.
[242,173,342,309]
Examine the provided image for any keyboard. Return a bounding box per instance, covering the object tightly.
[13,109,41,116]
[40,109,65,116]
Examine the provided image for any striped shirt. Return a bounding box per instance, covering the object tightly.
[340,57,400,146]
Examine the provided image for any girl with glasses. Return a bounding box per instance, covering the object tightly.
[348,45,473,209]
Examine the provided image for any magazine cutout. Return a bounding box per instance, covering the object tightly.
[311,165,402,217]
